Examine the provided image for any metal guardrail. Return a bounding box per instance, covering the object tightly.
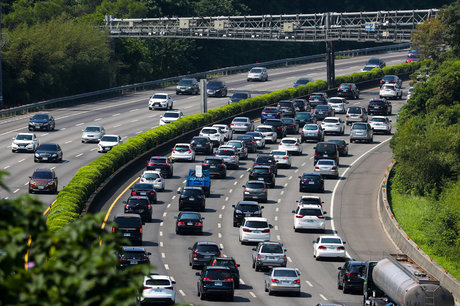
[0,42,410,119]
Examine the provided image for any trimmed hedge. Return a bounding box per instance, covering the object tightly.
[46,62,421,232]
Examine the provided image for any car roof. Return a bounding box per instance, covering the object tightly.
[212,124,228,127]
[102,134,119,138]
[298,204,323,209]
[175,143,191,146]
[128,195,150,200]
[122,246,146,252]
[323,117,339,121]
[244,217,267,221]
[271,149,288,153]
[196,241,219,246]
[116,214,142,219]
[257,125,275,129]
[205,156,224,160]
[17,132,35,136]
[183,186,203,191]
[145,274,173,280]
[218,145,236,150]
[260,241,282,245]
[319,235,342,240]
[165,110,182,113]
[281,137,299,141]
[301,195,321,200]
[227,140,243,143]
[142,170,161,174]
[245,180,266,185]
[152,92,169,95]
[371,116,387,119]
[150,156,167,159]
[233,117,250,120]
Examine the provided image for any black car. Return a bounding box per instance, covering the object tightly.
[175,212,204,234]
[197,266,234,301]
[123,196,152,223]
[236,135,257,153]
[202,157,226,178]
[191,136,214,154]
[28,113,55,131]
[189,241,221,269]
[176,78,199,95]
[308,92,328,108]
[206,80,228,97]
[264,119,287,138]
[280,117,299,134]
[314,142,339,165]
[112,214,143,245]
[313,105,335,120]
[208,257,240,288]
[34,143,63,163]
[337,83,360,100]
[292,98,311,112]
[146,156,173,178]
[117,247,151,269]
[277,100,296,117]
[366,57,386,69]
[131,183,157,204]
[299,173,325,192]
[232,201,264,227]
[379,75,402,87]
[338,261,366,293]
[254,155,278,176]
[228,92,251,104]
[367,98,392,115]
[249,165,275,188]
[295,112,316,127]
[327,139,349,156]
[178,187,206,211]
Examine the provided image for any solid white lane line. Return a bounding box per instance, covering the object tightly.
[41,133,49,136]
[90,148,97,151]
[61,128,66,130]
[306,280,313,287]
[136,131,143,134]
[130,109,138,112]
[320,294,328,300]
[249,292,256,298]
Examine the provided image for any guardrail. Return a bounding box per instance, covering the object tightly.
[0,42,410,119]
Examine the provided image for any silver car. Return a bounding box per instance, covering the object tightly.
[369,116,392,134]
[270,150,291,168]
[328,97,348,114]
[301,124,324,143]
[81,126,105,143]
[256,125,278,143]
[247,67,268,82]
[350,122,373,143]
[243,180,268,203]
[314,159,339,179]
[139,170,165,191]
[252,242,287,271]
[215,146,239,169]
[264,268,301,296]
[346,106,368,125]
[226,140,248,159]
[231,117,254,133]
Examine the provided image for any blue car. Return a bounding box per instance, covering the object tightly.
[261,106,282,123]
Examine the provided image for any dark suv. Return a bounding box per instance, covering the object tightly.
[28,168,58,194]
[178,187,206,211]
[112,214,143,245]
[130,183,157,204]
[236,135,257,153]
[28,113,55,131]
[188,241,221,269]
[249,166,275,188]
[191,136,214,154]
[202,157,226,178]
[379,75,402,87]
[264,119,287,138]
[367,98,392,115]
[123,196,152,223]
[261,106,282,122]
[277,100,296,117]
[176,78,199,95]
[254,155,278,176]
[197,266,234,301]
[298,172,325,193]
[208,257,240,288]
[117,247,151,269]
[337,83,360,99]
[308,92,328,108]
[232,201,264,227]
[314,142,339,165]
[337,261,366,293]
[206,80,227,97]
[146,156,173,178]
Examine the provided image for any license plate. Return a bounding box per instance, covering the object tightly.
[187,222,193,225]
[189,197,195,201]
[268,256,275,260]
[38,186,45,189]
[308,181,315,184]
[155,168,161,171]
[140,192,146,195]
[258,178,264,180]
[253,230,261,234]
[204,255,210,258]
[130,260,138,264]
[181,89,186,91]
[215,282,223,286]
[282,281,290,284]
[324,154,328,157]
[42,157,48,160]
[307,220,314,223]
[123,233,131,237]
[210,166,216,168]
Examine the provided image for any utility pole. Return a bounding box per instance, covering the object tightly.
[200,79,207,113]
[326,41,335,89]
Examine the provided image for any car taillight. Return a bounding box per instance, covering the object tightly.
[244,124,249,126]
[359,115,363,118]
[217,251,221,257]
[144,286,152,289]
[318,246,327,249]
[346,114,349,117]
[203,163,209,166]
[180,200,184,205]
[337,246,345,250]
[346,273,357,277]
[314,152,317,156]
[131,191,137,195]
[178,221,185,225]
[150,191,155,196]
[263,189,267,193]
[139,228,143,233]
[318,131,321,135]
[203,277,212,281]
[283,157,288,160]
[112,227,116,232]
[172,149,176,152]
[294,279,300,284]
[301,130,304,135]
[188,149,192,153]
[257,255,261,259]
[296,215,304,218]
[214,134,219,136]
[193,250,197,258]
[317,215,325,219]
[224,278,234,282]
[243,228,251,232]
[268,133,273,136]
[295,143,299,146]
[276,113,280,116]
[315,166,319,169]
[279,142,283,145]
[277,126,281,130]
[332,167,337,170]
[147,204,151,209]
[262,229,270,233]
[234,262,238,269]
[231,123,234,126]
[272,278,279,283]
[244,188,248,192]
[196,222,202,226]
[125,204,129,209]
[165,286,174,290]
[199,133,203,136]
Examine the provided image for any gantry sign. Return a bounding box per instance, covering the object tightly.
[105,9,438,88]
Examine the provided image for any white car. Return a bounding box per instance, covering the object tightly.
[369,116,392,134]
[321,117,345,135]
[231,117,254,133]
[239,217,271,244]
[247,67,268,82]
[212,124,232,140]
[171,143,195,161]
[270,150,291,168]
[246,131,265,148]
[148,93,173,110]
[278,138,302,155]
[313,235,346,260]
[407,87,414,100]
[199,127,224,145]
[98,135,122,153]
[139,170,165,191]
[297,195,323,207]
[256,125,277,143]
[140,274,176,304]
[11,133,39,153]
[314,159,339,179]
[328,97,348,114]
[379,83,403,99]
[81,125,105,143]
[159,110,184,125]
[292,204,326,232]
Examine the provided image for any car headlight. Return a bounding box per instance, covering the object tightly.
[47,181,55,185]
[35,153,40,157]
[52,153,57,157]
[98,144,102,149]
[12,143,18,148]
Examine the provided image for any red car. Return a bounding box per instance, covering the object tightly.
[29,168,58,194]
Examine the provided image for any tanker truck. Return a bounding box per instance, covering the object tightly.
[362,254,454,306]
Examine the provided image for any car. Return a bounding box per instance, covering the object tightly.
[367,98,392,115]
[278,137,302,155]
[350,122,374,143]
[313,104,335,120]
[308,92,328,108]
[246,131,266,148]
[264,268,301,296]
[301,124,324,143]
[247,67,268,81]
[263,119,287,138]
[292,204,327,232]
[327,139,349,156]
[28,113,55,131]
[28,168,58,194]
[405,53,419,63]
[270,150,291,168]
[189,241,221,269]
[226,140,248,159]
[230,117,254,133]
[175,211,204,234]
[159,110,184,125]
[346,106,368,125]
[236,134,257,153]
[208,257,240,288]
[254,154,278,175]
[379,75,402,87]
[280,117,299,134]
[12,133,39,153]
[299,172,325,193]
[112,214,143,245]
[228,92,251,104]
[294,77,314,88]
[369,116,392,134]
[123,196,152,223]
[148,93,173,110]
[243,181,268,203]
[295,112,316,127]
[232,200,264,227]
[337,83,359,99]
[190,136,214,154]
[313,235,346,260]
[296,195,323,206]
[321,117,345,135]
[314,159,339,179]
[337,261,366,293]
[277,100,296,117]
[140,274,176,305]
[98,135,122,153]
[379,83,403,99]
[206,80,227,97]
[178,187,206,211]
[117,247,151,269]
[314,142,339,165]
[139,170,164,191]
[261,106,282,122]
[202,157,227,178]
[328,97,348,114]
[239,217,271,244]
[196,266,234,301]
[362,57,386,71]
[199,127,224,146]
[249,165,275,188]
[407,86,414,100]
[130,183,157,203]
[176,78,199,95]
[214,146,239,169]
[146,156,173,178]
[34,143,63,163]
[81,125,105,143]
[255,125,278,143]
[252,242,287,271]
[408,48,422,58]
[212,124,232,140]
[171,143,195,161]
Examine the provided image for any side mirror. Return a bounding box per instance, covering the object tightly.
[201,217,205,220]
[177,190,180,194]
[195,272,200,276]
[291,210,296,213]
[219,248,223,251]
[242,185,246,188]
[338,267,343,270]
[122,201,127,204]
[237,264,240,267]
[298,176,302,179]
[343,241,347,244]
[269,224,273,229]
[231,205,235,208]
[312,240,316,244]
[261,206,264,209]
[28,176,32,179]
[389,120,392,122]
[147,252,152,256]
[323,211,327,214]
[172,280,176,284]
[313,146,316,149]
[160,115,163,118]
[252,248,256,251]
[284,249,287,252]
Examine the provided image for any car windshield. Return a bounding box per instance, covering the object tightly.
[273,270,297,277]
[300,198,321,204]
[115,217,140,227]
[178,79,194,86]
[323,118,338,123]
[316,143,336,152]
[174,145,190,152]
[227,141,242,148]
[233,118,248,123]
[101,136,118,142]
[382,84,395,90]
[250,68,263,73]
[204,158,222,164]
[121,251,146,259]
[134,183,154,190]
[164,112,179,118]
[256,156,274,163]
[196,245,219,252]
[367,58,381,65]
[192,137,208,144]
[281,118,294,124]
[150,158,166,164]
[201,128,217,134]
[265,120,281,126]
[127,198,149,205]
[143,173,160,179]
[304,125,318,130]
[257,127,272,132]
[32,114,49,120]
[32,171,52,179]
[152,94,167,99]
[353,124,367,130]
[244,221,268,228]
[232,93,248,99]
[146,279,171,286]
[296,113,312,119]
[263,107,279,113]
[246,182,265,189]
[204,269,233,279]
[253,168,269,174]
[383,75,396,81]
[38,144,57,151]
[261,244,283,253]
[348,107,362,114]
[208,81,223,88]
[237,203,260,211]
[16,134,33,140]
[237,135,252,141]
[302,175,320,181]
[179,213,200,220]
[182,189,202,196]
[282,139,297,144]
[339,84,351,89]
[371,118,386,122]
[271,151,287,156]
[246,132,262,138]
[278,101,292,107]
[216,150,234,156]
[370,101,384,105]
[349,263,365,273]
[315,105,329,110]
[328,139,345,146]
[213,259,235,268]
[363,66,374,71]
[310,94,323,100]
[321,238,342,244]
[84,126,101,132]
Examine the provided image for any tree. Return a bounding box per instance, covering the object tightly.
[439,0,460,57]
[411,17,447,60]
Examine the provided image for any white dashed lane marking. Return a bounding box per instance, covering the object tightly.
[179,290,186,296]
[306,280,313,287]
[164,264,169,270]
[65,140,72,144]
[159,242,163,247]
[75,153,83,157]
[161,253,165,258]
[76,123,84,126]
[222,205,226,210]
[112,113,120,117]
[218,233,222,238]
[18,158,25,163]
[13,189,20,193]
[3,166,10,169]
[219,243,224,249]
[320,294,328,300]
[249,292,256,298]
